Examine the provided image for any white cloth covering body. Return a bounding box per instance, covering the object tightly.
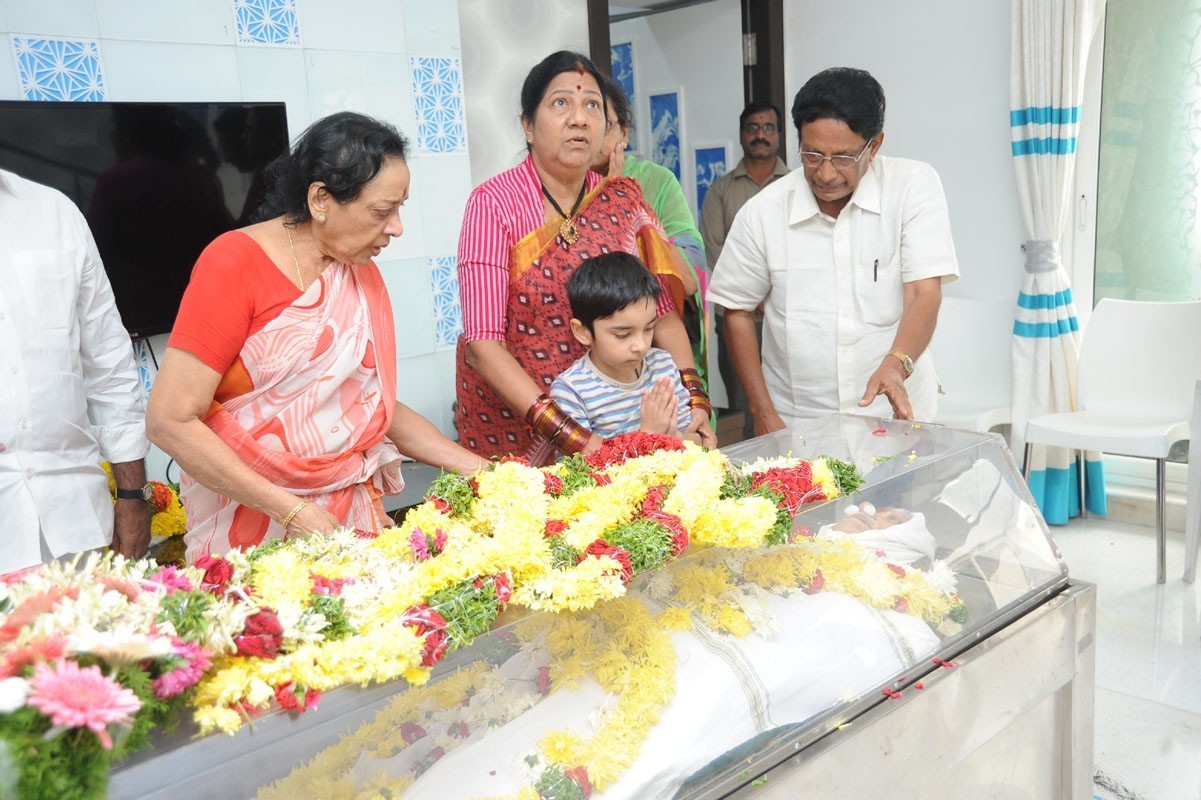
[0,169,148,573]
[707,156,959,423]
[367,590,939,799]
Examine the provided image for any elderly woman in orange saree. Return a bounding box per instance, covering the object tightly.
[147,112,484,563]
[455,51,715,462]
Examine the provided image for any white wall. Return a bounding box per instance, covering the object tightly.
[611,0,744,220]
[783,0,1027,303]
[458,0,590,187]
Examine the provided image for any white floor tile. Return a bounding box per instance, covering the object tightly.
[1051,517,1201,799]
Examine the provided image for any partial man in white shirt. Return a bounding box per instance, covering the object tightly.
[0,168,151,574]
[700,100,791,438]
[708,68,958,435]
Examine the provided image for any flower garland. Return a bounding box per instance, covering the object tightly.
[0,554,248,800]
[101,462,188,539]
[255,532,964,799]
[5,432,947,796]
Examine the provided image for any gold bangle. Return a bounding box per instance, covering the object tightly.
[281,500,309,530]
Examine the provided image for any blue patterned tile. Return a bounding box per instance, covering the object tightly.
[233,0,301,47]
[429,256,462,349]
[611,41,637,152]
[410,56,467,155]
[12,37,106,101]
[649,90,682,181]
[132,339,156,399]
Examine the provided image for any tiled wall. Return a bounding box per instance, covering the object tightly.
[0,0,471,478]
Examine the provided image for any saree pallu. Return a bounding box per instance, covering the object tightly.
[182,261,403,562]
[456,176,689,461]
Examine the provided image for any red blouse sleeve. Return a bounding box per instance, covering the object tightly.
[167,231,297,375]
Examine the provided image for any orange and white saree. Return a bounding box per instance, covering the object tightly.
[181,258,403,562]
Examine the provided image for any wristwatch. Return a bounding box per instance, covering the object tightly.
[116,483,153,502]
[889,350,915,378]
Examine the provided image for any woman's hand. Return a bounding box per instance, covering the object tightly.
[607,138,626,177]
[639,378,676,433]
[284,501,341,539]
[685,408,717,448]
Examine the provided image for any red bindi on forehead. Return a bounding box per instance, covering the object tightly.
[576,85,582,91]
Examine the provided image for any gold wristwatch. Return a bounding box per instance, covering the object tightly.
[889,350,914,378]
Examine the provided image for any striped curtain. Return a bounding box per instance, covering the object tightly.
[1010,0,1106,523]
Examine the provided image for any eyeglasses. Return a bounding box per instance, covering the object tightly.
[799,140,873,170]
[742,122,777,135]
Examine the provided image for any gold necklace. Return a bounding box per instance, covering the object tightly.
[540,181,587,245]
[284,223,306,291]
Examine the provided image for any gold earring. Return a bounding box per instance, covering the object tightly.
[317,214,326,223]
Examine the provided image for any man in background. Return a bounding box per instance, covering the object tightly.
[709,68,958,434]
[0,168,151,574]
[700,100,790,437]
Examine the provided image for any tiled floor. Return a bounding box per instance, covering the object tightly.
[1051,517,1201,800]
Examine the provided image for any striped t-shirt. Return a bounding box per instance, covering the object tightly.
[550,347,691,438]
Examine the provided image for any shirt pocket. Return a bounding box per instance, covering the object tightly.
[854,249,903,328]
[9,250,80,331]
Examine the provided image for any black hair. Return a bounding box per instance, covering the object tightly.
[520,50,608,146]
[255,111,408,224]
[739,99,782,131]
[567,252,661,330]
[790,67,886,142]
[602,73,633,130]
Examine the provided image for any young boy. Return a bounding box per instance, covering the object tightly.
[551,252,694,440]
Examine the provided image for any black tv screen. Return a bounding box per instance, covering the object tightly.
[0,101,288,339]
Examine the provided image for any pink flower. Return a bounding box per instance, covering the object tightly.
[409,528,431,561]
[148,566,194,594]
[151,639,212,699]
[310,573,351,596]
[27,660,141,749]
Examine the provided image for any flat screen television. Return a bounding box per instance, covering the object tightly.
[0,101,289,339]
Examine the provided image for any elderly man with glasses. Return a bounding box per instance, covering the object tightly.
[709,67,958,433]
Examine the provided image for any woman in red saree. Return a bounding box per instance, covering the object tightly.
[147,113,484,563]
[456,51,715,462]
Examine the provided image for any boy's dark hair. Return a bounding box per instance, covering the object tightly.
[790,67,886,142]
[567,252,660,330]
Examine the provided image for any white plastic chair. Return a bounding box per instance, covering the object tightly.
[1184,379,1201,583]
[1023,299,1201,584]
[929,296,1013,435]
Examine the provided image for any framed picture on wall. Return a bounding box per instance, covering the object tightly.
[693,143,730,216]
[610,40,639,153]
[648,89,682,181]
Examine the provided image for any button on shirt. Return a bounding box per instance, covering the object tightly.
[708,156,959,422]
[0,169,148,573]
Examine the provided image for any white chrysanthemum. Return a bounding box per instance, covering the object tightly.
[66,627,175,663]
[925,560,959,595]
[738,454,801,475]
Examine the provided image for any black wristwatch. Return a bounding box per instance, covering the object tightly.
[116,484,153,502]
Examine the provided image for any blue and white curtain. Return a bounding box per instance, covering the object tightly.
[1010,0,1106,523]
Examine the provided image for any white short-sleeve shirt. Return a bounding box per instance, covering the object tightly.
[708,156,959,422]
